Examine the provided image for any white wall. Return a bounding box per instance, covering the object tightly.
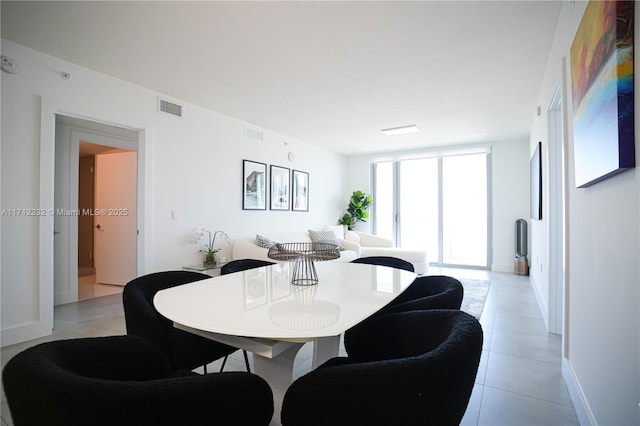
[491,140,530,272]
[345,140,529,270]
[1,39,347,346]
[531,2,640,424]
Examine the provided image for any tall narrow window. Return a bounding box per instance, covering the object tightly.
[373,151,490,269]
[442,154,488,266]
[373,161,394,241]
[399,158,438,260]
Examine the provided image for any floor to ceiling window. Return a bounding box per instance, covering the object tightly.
[372,149,490,268]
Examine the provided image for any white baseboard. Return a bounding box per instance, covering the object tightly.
[491,263,514,273]
[562,358,595,425]
[1,321,52,347]
[529,274,550,331]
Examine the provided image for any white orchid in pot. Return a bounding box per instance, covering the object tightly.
[192,228,231,267]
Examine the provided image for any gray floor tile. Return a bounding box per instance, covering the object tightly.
[490,329,562,365]
[476,350,489,385]
[461,384,483,425]
[484,352,573,407]
[478,386,579,426]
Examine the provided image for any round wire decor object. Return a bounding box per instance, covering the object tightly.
[267,242,340,286]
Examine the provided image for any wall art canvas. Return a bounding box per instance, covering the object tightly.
[243,160,267,210]
[570,0,635,188]
[292,170,309,212]
[270,165,290,210]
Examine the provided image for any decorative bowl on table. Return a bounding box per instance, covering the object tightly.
[267,242,340,286]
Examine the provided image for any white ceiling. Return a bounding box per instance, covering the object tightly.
[1,1,562,155]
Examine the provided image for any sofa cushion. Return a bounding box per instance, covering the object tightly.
[323,225,345,240]
[344,231,360,244]
[308,229,345,250]
[255,234,278,249]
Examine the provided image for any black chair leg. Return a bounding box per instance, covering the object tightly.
[219,355,229,372]
[203,364,208,374]
[243,350,251,372]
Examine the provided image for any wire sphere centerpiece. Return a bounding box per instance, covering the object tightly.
[268,242,340,285]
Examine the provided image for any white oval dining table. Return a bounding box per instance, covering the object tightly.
[154,261,416,425]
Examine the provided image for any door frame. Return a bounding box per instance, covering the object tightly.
[69,131,138,300]
[39,98,146,335]
[547,84,566,335]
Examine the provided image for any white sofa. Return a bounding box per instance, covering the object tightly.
[232,231,360,263]
[232,227,428,275]
[346,231,429,275]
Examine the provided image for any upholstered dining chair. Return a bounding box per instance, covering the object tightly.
[281,309,483,426]
[344,275,464,351]
[220,258,276,275]
[123,270,250,373]
[2,335,274,426]
[380,274,464,314]
[351,255,415,273]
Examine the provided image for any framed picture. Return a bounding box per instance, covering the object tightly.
[242,160,267,210]
[292,170,309,212]
[270,165,290,210]
[570,0,635,188]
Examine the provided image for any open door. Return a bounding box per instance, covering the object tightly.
[94,151,137,286]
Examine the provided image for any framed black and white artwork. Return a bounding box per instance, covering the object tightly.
[243,160,267,210]
[270,165,290,210]
[292,170,309,212]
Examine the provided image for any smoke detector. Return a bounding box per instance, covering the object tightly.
[1,56,20,74]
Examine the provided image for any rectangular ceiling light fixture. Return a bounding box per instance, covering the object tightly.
[381,124,420,136]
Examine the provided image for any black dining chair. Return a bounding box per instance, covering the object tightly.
[2,335,274,426]
[123,270,250,373]
[220,259,276,275]
[380,275,464,314]
[351,255,415,272]
[344,275,463,353]
[281,309,483,426]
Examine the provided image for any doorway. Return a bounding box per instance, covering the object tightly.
[77,142,137,301]
[54,115,139,305]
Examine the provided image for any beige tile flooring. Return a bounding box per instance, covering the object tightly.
[1,267,578,425]
[78,274,124,301]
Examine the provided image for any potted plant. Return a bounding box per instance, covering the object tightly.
[192,228,230,267]
[338,190,373,230]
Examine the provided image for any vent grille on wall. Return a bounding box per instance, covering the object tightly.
[244,126,263,141]
[158,98,183,118]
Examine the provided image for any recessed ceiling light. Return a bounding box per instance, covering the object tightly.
[381,124,420,136]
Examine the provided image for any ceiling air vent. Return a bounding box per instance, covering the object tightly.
[244,126,263,141]
[158,98,183,118]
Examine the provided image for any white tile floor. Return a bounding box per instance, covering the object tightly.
[1,268,578,425]
[78,274,124,301]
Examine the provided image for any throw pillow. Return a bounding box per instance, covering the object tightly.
[308,229,345,251]
[322,224,345,240]
[344,231,360,243]
[255,234,277,249]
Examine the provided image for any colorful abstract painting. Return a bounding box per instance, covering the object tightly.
[570,0,635,188]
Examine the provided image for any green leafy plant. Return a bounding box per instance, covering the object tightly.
[338,190,373,230]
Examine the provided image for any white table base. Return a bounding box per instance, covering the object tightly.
[174,323,339,425]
